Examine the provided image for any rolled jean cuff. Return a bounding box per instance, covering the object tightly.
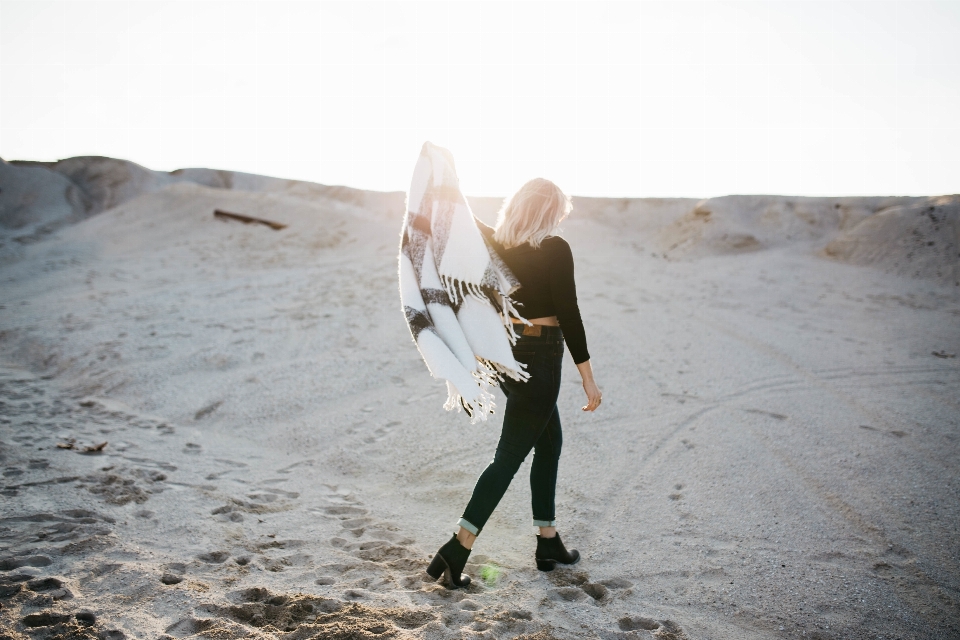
[458,518,480,536]
[533,519,556,528]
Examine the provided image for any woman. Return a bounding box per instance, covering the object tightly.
[426,178,602,589]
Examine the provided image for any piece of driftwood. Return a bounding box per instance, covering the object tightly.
[214,209,287,231]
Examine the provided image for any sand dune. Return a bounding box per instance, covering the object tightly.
[653,195,960,284]
[0,156,403,251]
[0,157,958,639]
[824,196,960,284]
[4,156,958,284]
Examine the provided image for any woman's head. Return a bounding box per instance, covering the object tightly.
[493,178,571,249]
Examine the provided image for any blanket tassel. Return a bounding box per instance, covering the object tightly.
[478,357,530,383]
[440,275,529,346]
[444,380,496,424]
[498,295,529,345]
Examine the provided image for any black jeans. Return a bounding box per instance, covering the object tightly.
[459,325,564,534]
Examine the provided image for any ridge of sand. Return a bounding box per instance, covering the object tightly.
[823,196,960,284]
[0,156,404,251]
[651,195,959,284]
[3,155,959,285]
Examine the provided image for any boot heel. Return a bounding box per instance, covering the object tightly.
[536,558,557,572]
[426,553,447,580]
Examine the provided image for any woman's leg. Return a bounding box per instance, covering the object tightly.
[456,527,477,549]
[458,421,546,538]
[530,405,562,538]
[530,403,580,570]
[459,370,560,538]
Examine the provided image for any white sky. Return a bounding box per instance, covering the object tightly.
[1,0,959,198]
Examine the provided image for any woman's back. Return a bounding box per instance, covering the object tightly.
[478,223,589,364]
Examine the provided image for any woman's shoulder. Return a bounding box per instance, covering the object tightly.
[542,235,573,257]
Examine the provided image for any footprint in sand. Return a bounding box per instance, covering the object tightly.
[211,504,244,522]
[549,586,589,602]
[547,569,636,604]
[251,488,299,500]
[363,420,403,444]
[14,576,74,608]
[669,482,685,501]
[205,458,248,481]
[21,612,73,628]
[322,504,371,536]
[77,396,177,437]
[263,554,314,573]
[618,616,688,638]
[324,505,367,517]
[276,459,315,474]
[209,482,301,528]
[425,602,543,636]
[339,516,374,536]
[316,490,430,594]
[322,502,421,572]
[619,615,660,631]
[599,577,634,590]
[179,587,436,635]
[78,466,167,506]
[197,550,230,564]
[0,555,54,571]
[160,562,187,584]
[0,509,116,571]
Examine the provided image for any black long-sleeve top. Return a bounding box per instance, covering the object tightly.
[477,221,590,364]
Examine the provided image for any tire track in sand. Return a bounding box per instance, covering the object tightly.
[744,415,960,636]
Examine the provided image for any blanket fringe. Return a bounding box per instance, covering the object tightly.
[440,274,529,346]
[472,365,501,388]
[444,380,496,424]
[498,295,529,345]
[441,275,494,309]
[440,359,528,425]
[478,357,530,383]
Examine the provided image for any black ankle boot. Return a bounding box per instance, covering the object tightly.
[535,533,580,571]
[426,534,472,588]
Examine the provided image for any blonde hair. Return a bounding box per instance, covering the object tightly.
[493,178,572,249]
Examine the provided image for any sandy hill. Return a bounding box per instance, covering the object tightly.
[0,156,404,249]
[0,155,958,639]
[3,155,957,285]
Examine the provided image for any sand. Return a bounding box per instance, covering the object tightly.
[0,157,958,639]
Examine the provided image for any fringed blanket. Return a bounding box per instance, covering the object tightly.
[398,142,529,422]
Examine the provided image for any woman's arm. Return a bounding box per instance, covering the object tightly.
[548,239,590,365]
[576,359,602,412]
[548,239,601,411]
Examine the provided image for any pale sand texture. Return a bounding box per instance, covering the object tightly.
[0,157,958,639]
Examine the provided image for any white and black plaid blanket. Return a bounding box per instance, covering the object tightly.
[398,142,529,422]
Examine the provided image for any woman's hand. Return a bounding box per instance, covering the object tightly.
[575,360,602,412]
[582,378,602,411]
